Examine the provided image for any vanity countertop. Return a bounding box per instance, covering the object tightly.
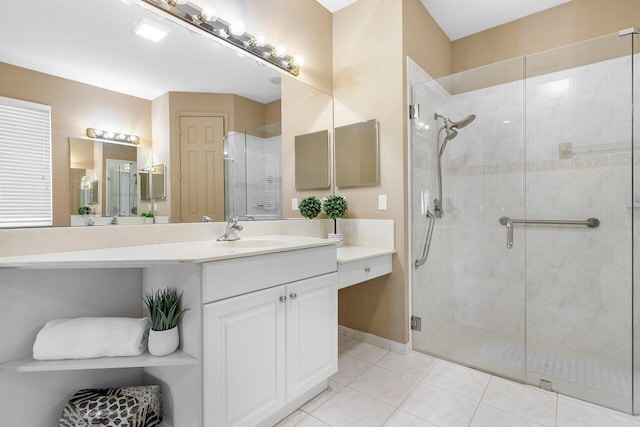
[336,246,396,264]
[0,235,336,269]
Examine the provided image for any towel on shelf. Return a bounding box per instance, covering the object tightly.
[33,317,151,360]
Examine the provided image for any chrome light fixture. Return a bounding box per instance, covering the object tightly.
[86,128,140,145]
[141,0,303,76]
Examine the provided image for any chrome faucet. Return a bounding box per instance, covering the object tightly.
[217,216,244,241]
[111,215,119,225]
[215,216,255,241]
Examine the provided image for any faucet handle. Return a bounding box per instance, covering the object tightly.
[203,215,213,223]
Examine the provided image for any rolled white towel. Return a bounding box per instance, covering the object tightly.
[33,317,151,360]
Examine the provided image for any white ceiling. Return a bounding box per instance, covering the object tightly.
[0,0,282,103]
[315,0,357,13]
[316,0,571,41]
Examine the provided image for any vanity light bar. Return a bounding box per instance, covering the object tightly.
[141,0,301,76]
[86,128,140,145]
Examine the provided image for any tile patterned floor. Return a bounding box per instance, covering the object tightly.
[275,337,640,427]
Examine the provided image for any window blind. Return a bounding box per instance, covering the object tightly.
[0,96,52,228]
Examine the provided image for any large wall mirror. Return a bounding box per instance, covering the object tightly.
[0,0,333,228]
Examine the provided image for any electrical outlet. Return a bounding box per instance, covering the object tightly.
[292,198,298,210]
[378,195,387,211]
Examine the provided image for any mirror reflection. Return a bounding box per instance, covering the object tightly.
[0,0,333,228]
[294,130,330,190]
[69,137,153,225]
[335,120,379,188]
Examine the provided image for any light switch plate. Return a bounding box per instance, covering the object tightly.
[292,198,298,210]
[378,195,387,211]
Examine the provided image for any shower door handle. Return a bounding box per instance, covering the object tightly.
[503,217,514,249]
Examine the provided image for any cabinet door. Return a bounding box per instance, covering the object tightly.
[203,286,286,427]
[286,273,338,402]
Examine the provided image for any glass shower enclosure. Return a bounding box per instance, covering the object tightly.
[224,122,283,220]
[410,31,638,413]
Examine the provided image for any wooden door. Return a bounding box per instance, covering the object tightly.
[180,116,225,222]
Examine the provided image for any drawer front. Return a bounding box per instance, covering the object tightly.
[337,254,392,290]
[202,245,337,303]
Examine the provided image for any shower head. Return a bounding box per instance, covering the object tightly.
[434,113,476,157]
[434,113,476,131]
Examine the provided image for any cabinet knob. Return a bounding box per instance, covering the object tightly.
[279,296,287,303]
[365,267,371,273]
[290,293,297,300]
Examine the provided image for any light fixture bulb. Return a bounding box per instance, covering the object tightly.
[229,21,245,37]
[218,28,229,38]
[104,131,115,139]
[292,56,305,66]
[197,5,217,22]
[94,129,104,137]
[254,33,267,47]
[165,0,185,6]
[275,44,287,58]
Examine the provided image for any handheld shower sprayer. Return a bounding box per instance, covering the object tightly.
[432,112,476,218]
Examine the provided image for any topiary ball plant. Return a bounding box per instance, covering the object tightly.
[299,196,322,219]
[322,195,348,234]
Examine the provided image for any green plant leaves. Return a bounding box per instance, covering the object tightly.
[322,195,348,220]
[299,196,322,219]
[143,287,189,331]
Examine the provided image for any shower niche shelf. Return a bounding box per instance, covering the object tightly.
[0,349,197,373]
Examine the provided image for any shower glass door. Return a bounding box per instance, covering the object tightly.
[409,56,527,382]
[524,33,633,413]
[410,31,636,413]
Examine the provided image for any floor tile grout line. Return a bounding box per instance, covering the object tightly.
[467,374,493,426]
[371,358,433,382]
[414,365,491,403]
[478,400,555,427]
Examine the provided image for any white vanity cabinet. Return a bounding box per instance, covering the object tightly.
[201,246,337,427]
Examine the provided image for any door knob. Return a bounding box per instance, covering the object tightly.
[289,293,297,300]
[279,296,287,303]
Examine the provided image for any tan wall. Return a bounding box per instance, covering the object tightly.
[189,0,333,94]
[333,0,408,344]
[265,100,282,124]
[453,0,640,73]
[403,0,453,80]
[0,62,151,227]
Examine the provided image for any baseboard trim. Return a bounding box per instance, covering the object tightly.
[338,325,410,355]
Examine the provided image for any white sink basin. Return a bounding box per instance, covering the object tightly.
[214,239,289,249]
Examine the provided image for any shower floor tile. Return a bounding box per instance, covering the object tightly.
[276,336,640,427]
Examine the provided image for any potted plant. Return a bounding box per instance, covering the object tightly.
[298,196,322,219]
[143,287,189,356]
[141,212,155,224]
[322,195,348,245]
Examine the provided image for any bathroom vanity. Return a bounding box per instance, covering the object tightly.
[0,218,395,426]
[0,230,394,426]
[0,236,337,426]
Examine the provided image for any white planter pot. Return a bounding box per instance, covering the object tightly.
[328,233,343,247]
[145,217,154,224]
[148,327,179,356]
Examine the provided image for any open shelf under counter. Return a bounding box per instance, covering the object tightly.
[0,349,197,373]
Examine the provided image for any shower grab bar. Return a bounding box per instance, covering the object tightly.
[498,216,600,249]
[415,210,436,269]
